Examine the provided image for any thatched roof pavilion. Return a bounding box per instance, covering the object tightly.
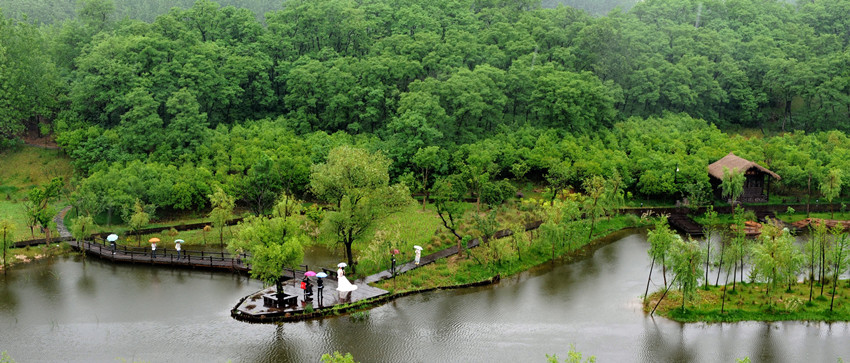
[708,152,780,203]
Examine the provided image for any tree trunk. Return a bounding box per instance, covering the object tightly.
[704,234,711,290]
[644,255,656,304]
[809,244,815,302]
[831,251,841,312]
[821,239,826,296]
[715,238,725,286]
[345,240,355,274]
[732,260,737,291]
[807,172,812,218]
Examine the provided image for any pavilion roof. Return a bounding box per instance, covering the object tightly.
[707,152,781,181]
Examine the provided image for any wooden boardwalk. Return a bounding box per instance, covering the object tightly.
[667,213,704,236]
[231,220,546,322]
[68,240,250,273]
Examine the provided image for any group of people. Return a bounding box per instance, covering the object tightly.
[299,265,358,306]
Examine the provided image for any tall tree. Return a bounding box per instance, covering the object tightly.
[310,146,411,273]
[230,215,305,290]
[645,216,675,302]
[412,146,444,210]
[0,219,14,274]
[432,176,468,257]
[720,167,745,210]
[671,236,704,312]
[126,199,151,247]
[208,186,235,248]
[820,168,843,219]
[25,177,63,242]
[582,175,606,241]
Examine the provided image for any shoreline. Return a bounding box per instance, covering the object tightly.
[231,224,646,323]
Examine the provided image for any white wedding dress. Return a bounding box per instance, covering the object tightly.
[336,268,358,292]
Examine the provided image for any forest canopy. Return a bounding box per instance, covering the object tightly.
[1,0,849,217]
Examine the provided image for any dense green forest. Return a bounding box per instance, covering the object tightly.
[2,0,850,219]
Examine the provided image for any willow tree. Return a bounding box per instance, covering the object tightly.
[311,146,411,273]
[644,216,676,303]
[230,215,305,294]
[829,226,848,312]
[671,236,704,311]
[127,199,150,246]
[820,168,843,219]
[750,220,801,298]
[582,175,606,241]
[720,167,744,211]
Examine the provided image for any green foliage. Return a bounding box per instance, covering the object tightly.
[546,344,597,363]
[320,352,357,363]
[311,146,411,272]
[208,186,235,247]
[0,219,15,272]
[70,214,95,242]
[720,167,745,206]
[24,177,63,241]
[231,214,306,285]
[0,350,15,363]
[750,220,802,298]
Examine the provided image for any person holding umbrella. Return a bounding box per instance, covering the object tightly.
[316,272,327,306]
[414,245,423,265]
[149,238,160,258]
[303,271,316,302]
[107,234,118,255]
[174,239,183,260]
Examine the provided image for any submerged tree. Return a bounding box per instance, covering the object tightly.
[806,221,827,302]
[671,236,704,311]
[644,216,676,303]
[829,225,848,313]
[750,220,801,298]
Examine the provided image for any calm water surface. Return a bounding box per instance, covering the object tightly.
[1,233,849,362]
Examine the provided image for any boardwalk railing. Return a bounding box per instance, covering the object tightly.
[70,239,251,272]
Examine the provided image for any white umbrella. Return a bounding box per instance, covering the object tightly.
[106,234,119,242]
[413,245,423,251]
[337,262,347,268]
[174,239,184,244]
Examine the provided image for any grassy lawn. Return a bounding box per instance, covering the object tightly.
[649,281,850,323]
[373,214,647,292]
[0,146,74,242]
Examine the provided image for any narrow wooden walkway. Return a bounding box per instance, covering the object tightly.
[668,213,704,236]
[68,240,250,273]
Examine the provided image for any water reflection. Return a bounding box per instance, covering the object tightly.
[1,232,850,362]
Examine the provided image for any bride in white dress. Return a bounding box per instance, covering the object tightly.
[336,267,358,294]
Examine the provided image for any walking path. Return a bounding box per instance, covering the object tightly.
[231,220,545,322]
[54,205,73,238]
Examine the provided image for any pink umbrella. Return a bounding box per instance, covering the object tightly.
[392,249,399,255]
[304,271,317,277]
